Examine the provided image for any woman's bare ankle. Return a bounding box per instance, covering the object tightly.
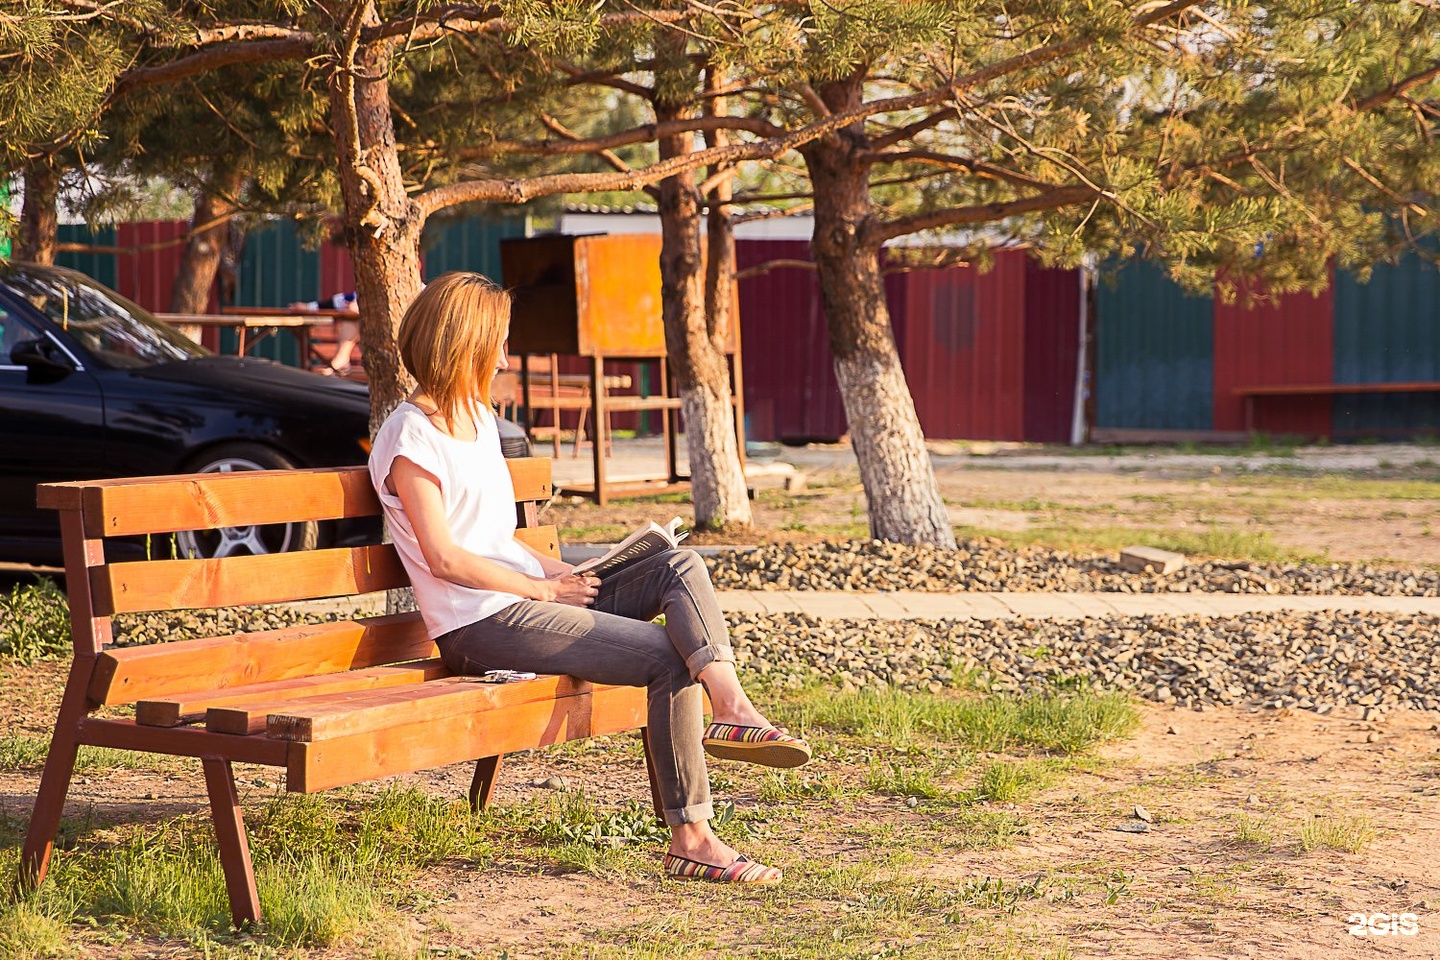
[668,823,737,864]
[710,706,771,728]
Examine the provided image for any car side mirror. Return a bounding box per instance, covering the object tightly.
[10,337,75,378]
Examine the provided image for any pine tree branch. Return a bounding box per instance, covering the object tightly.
[414,77,985,214]
[453,116,786,159]
[1354,62,1440,112]
[868,107,958,152]
[108,38,319,101]
[731,201,813,224]
[555,61,654,100]
[534,111,661,199]
[734,258,818,281]
[869,186,1096,244]
[863,148,1054,192]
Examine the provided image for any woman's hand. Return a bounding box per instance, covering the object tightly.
[547,572,601,607]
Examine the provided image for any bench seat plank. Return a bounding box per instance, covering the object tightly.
[207,676,482,736]
[264,674,596,742]
[92,613,435,706]
[286,684,649,793]
[135,658,450,727]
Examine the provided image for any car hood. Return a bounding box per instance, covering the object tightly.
[121,356,371,412]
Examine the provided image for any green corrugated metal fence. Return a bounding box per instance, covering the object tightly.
[1094,260,1215,431]
[1332,253,1440,435]
[56,224,118,289]
[422,215,529,282]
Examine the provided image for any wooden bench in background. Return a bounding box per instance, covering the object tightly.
[18,459,657,927]
[1234,381,1440,433]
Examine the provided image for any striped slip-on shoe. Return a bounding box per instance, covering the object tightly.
[703,722,812,768]
[664,852,782,885]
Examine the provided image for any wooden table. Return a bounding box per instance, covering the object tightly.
[156,312,335,365]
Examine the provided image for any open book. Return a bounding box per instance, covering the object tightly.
[572,517,689,580]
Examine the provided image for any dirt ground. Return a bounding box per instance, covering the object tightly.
[550,443,1440,567]
[5,446,1440,957]
[4,657,1438,959]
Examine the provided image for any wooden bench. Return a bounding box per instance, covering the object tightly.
[18,459,656,927]
[1234,381,1440,432]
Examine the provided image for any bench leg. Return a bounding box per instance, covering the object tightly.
[469,755,504,812]
[638,728,665,823]
[19,658,93,892]
[18,730,80,892]
[202,757,261,928]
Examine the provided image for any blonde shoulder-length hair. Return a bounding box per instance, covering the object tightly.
[397,272,511,428]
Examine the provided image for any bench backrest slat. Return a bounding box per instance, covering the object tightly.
[92,544,410,615]
[39,459,554,536]
[92,522,559,616]
[90,612,436,706]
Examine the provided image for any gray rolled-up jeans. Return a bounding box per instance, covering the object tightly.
[435,548,734,826]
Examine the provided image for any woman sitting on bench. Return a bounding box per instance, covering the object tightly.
[368,272,810,886]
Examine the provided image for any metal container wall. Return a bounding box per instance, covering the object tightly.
[1212,278,1333,436]
[890,250,1028,441]
[114,220,197,314]
[318,228,355,301]
[55,224,118,289]
[1094,260,1215,431]
[237,221,321,310]
[1022,259,1082,443]
[423,215,529,282]
[1332,256,1440,434]
[735,239,847,442]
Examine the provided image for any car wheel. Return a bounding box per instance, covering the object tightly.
[174,443,320,559]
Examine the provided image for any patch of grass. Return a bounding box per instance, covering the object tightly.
[0,578,71,664]
[970,760,1055,804]
[1233,813,1274,847]
[531,792,668,853]
[953,522,1323,563]
[945,807,1031,849]
[76,823,232,935]
[1298,813,1374,853]
[951,874,1048,915]
[795,687,1138,756]
[0,897,77,960]
[0,735,184,773]
[0,735,49,770]
[757,769,849,803]
[557,522,631,542]
[863,761,950,801]
[615,491,690,505]
[1188,868,1240,904]
[1238,474,1440,501]
[5,788,495,949]
[257,853,383,946]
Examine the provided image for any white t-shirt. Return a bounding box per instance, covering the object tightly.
[369,401,543,639]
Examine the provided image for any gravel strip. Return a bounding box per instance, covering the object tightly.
[707,539,1440,596]
[726,611,1440,713]
[113,604,347,645]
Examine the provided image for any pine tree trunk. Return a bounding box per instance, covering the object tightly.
[801,79,955,548]
[18,161,58,265]
[656,102,751,530]
[327,6,424,434]
[170,168,243,314]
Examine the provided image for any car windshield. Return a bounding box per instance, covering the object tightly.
[1,265,210,369]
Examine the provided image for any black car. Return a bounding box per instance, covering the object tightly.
[0,263,530,565]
